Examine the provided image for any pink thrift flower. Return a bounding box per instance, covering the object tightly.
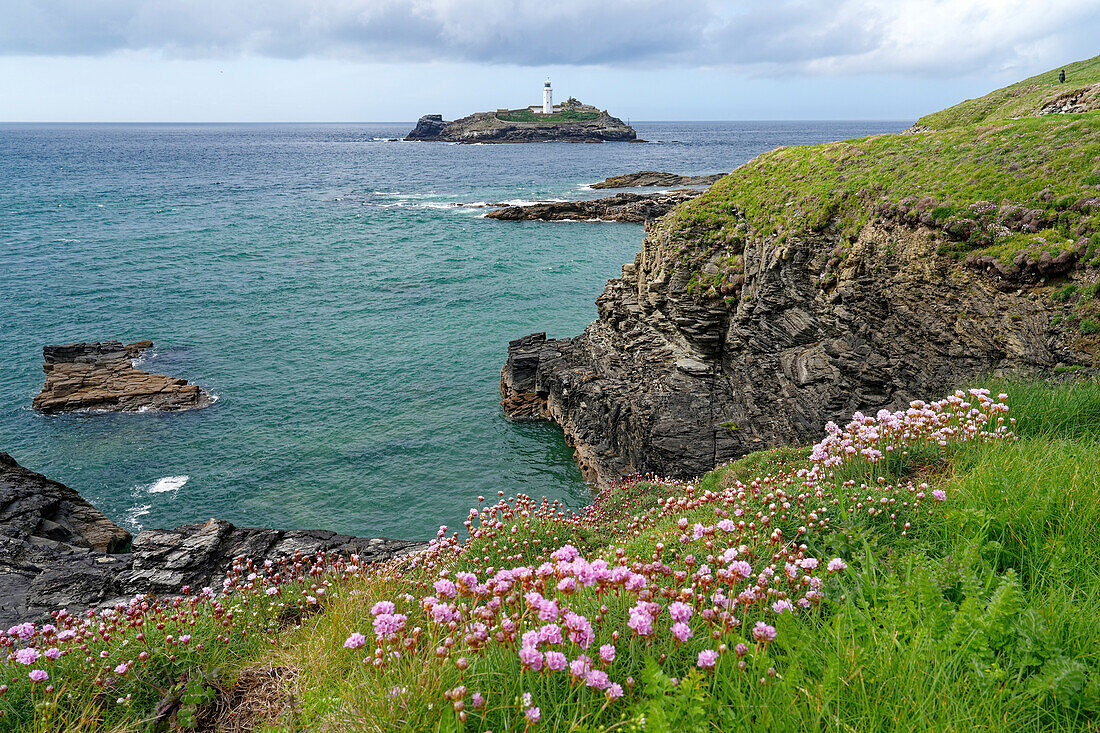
[471,692,485,709]
[827,558,847,573]
[772,599,793,614]
[525,706,541,723]
[114,662,130,676]
[599,643,616,664]
[752,621,777,644]
[933,489,946,501]
[44,647,61,660]
[343,632,366,649]
[28,669,48,683]
[519,646,544,671]
[585,669,611,690]
[668,601,693,623]
[671,622,693,642]
[607,682,624,699]
[569,655,592,677]
[371,601,396,616]
[15,648,40,665]
[433,579,457,598]
[697,649,718,668]
[544,650,568,671]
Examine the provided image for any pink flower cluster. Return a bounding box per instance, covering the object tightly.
[810,388,1013,469]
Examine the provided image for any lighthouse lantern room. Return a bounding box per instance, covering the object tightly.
[542,78,553,115]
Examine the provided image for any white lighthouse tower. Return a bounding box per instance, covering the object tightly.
[542,78,553,114]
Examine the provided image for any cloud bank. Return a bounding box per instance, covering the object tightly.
[1,0,1098,75]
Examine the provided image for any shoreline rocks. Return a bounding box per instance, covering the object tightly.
[33,341,214,414]
[0,452,425,626]
[485,190,705,224]
[590,171,725,189]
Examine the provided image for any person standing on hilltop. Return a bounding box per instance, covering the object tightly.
[1060,69,1066,83]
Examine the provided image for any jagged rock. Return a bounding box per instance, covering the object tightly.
[405,103,636,143]
[33,341,214,414]
[1038,82,1100,115]
[502,219,1092,488]
[485,190,704,223]
[590,171,725,189]
[0,454,425,626]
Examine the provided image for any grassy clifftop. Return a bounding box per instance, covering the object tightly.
[918,55,1100,129]
[664,56,1100,305]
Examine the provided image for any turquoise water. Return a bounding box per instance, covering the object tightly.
[0,121,904,539]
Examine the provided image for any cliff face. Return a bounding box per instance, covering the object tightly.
[503,215,1094,487]
[502,60,1100,486]
[405,108,636,143]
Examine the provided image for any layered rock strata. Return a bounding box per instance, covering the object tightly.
[591,171,725,189]
[485,190,704,223]
[33,341,214,414]
[0,453,424,626]
[502,218,1092,488]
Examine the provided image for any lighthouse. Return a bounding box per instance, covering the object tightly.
[543,78,553,115]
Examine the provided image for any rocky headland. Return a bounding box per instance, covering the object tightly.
[405,99,636,143]
[0,452,424,626]
[590,171,726,189]
[33,341,214,414]
[501,65,1100,487]
[485,189,705,224]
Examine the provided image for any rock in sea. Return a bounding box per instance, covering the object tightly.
[32,341,214,414]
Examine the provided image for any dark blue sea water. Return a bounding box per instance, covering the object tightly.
[0,121,905,540]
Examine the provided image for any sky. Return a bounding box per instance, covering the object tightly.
[1,0,1098,122]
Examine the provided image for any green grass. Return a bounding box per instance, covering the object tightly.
[494,108,601,123]
[918,55,1100,130]
[668,112,1100,295]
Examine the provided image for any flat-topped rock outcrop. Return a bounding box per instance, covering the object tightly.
[591,171,726,189]
[405,100,636,143]
[33,341,214,414]
[0,453,425,626]
[485,190,704,224]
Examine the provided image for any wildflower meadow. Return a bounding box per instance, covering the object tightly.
[5,380,1100,731]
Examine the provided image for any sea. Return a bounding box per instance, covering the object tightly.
[0,121,906,540]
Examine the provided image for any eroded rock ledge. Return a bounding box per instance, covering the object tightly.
[485,190,704,224]
[0,453,424,626]
[502,218,1093,488]
[33,341,214,414]
[590,171,725,189]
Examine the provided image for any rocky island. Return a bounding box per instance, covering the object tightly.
[33,341,214,414]
[406,97,636,144]
[502,60,1100,487]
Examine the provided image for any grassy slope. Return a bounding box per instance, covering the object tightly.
[665,58,1100,298]
[266,379,1100,732]
[918,55,1100,130]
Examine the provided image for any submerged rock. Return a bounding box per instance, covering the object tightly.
[485,190,704,224]
[590,171,726,189]
[33,341,214,414]
[0,453,425,625]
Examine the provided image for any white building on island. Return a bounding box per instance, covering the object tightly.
[542,78,553,114]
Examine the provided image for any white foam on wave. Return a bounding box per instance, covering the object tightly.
[145,475,189,494]
[126,504,152,531]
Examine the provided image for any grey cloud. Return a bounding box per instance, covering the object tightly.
[1,0,1098,77]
